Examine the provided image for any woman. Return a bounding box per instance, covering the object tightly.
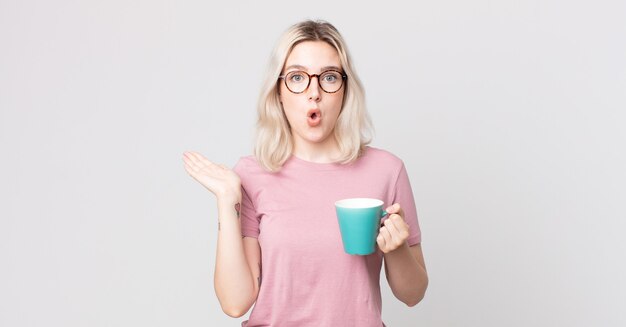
[183,19,428,326]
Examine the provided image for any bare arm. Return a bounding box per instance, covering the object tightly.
[213,196,261,317]
[182,151,261,317]
[383,243,428,307]
[377,204,428,306]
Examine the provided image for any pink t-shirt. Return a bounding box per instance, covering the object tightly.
[233,147,421,327]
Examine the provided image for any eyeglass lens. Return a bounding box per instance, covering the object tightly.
[284,70,344,93]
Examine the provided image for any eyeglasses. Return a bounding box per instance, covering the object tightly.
[278,70,347,94]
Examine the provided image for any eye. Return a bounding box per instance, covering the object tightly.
[321,72,340,83]
[288,72,307,83]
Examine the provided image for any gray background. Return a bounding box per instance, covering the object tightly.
[1,0,625,326]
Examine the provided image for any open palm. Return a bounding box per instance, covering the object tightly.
[182,151,241,199]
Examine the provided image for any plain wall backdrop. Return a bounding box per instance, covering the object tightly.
[1,0,625,326]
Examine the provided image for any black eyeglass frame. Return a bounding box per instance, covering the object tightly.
[278,70,348,94]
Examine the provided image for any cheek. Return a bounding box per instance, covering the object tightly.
[330,94,345,115]
[281,95,299,113]
[280,97,301,124]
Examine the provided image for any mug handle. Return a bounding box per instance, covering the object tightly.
[379,209,389,226]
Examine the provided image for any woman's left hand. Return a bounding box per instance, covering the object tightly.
[376,203,410,254]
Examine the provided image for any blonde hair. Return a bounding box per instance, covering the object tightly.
[254,20,374,172]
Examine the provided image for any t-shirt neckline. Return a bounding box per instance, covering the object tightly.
[286,154,346,171]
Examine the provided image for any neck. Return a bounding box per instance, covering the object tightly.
[292,137,341,163]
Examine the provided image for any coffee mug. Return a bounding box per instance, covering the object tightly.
[335,198,388,255]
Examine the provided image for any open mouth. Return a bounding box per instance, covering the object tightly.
[307,109,321,127]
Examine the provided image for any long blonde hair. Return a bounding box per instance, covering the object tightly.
[254,20,373,172]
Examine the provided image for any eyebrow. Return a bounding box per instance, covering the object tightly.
[284,65,343,72]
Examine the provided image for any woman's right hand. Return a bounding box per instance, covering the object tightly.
[182,151,241,200]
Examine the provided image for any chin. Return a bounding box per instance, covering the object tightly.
[308,135,333,144]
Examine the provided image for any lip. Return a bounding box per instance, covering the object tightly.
[307,108,322,127]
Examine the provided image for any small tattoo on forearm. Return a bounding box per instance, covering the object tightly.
[235,203,241,219]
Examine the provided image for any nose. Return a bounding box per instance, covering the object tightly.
[307,75,321,102]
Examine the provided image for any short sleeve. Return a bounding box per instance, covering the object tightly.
[392,162,422,246]
[233,158,261,238]
[239,187,260,238]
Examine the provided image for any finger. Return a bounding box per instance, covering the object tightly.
[184,151,200,159]
[390,213,408,228]
[386,203,406,221]
[182,153,196,166]
[188,152,221,172]
[383,216,402,239]
[189,151,208,161]
[376,233,386,251]
[184,152,203,168]
[192,152,218,168]
[391,211,409,231]
[385,203,399,214]
[182,156,195,170]
[395,204,405,219]
[386,214,410,241]
[379,226,393,246]
[184,158,219,179]
[183,151,193,161]
[183,160,201,174]
[183,156,205,173]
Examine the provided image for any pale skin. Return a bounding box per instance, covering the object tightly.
[182,40,428,317]
[182,151,257,317]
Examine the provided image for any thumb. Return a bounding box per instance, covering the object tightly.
[385,203,399,214]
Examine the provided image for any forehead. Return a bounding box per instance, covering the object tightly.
[284,41,341,72]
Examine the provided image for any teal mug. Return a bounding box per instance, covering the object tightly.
[335,198,388,255]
